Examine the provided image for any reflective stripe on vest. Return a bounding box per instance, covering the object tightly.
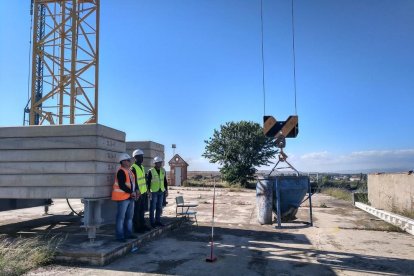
[131,163,147,194]
[150,167,165,192]
[111,167,135,201]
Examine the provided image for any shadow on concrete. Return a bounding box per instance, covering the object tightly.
[0,214,81,236]
[272,219,313,230]
[0,214,186,266]
[95,224,414,276]
[3,216,413,275]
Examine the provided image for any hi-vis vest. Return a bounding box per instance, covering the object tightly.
[149,167,165,192]
[111,167,135,201]
[131,163,147,194]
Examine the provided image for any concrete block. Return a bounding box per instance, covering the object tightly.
[126,141,164,152]
[356,202,414,235]
[127,141,165,170]
[0,162,119,174]
[0,136,125,152]
[0,186,112,199]
[127,149,164,160]
[126,149,164,159]
[54,217,185,265]
[0,124,125,199]
[0,149,120,162]
[0,124,125,141]
[368,173,414,213]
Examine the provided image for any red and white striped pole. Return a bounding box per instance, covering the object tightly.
[206,178,217,262]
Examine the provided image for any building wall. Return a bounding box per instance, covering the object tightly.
[368,173,414,213]
[169,164,188,186]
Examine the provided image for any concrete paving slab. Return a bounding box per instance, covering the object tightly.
[3,187,413,275]
[126,141,165,170]
[0,161,118,174]
[0,124,125,141]
[0,149,119,163]
[0,200,186,266]
[0,148,120,162]
[0,136,125,152]
[0,185,111,199]
[126,141,164,152]
[0,173,113,187]
[54,218,186,266]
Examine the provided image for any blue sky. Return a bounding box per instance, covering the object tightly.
[0,0,413,173]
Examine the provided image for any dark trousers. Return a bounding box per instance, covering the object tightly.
[150,191,164,224]
[133,193,148,231]
[163,191,168,206]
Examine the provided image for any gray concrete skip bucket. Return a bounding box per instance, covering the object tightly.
[256,176,310,225]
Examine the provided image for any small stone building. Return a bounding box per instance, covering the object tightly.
[168,154,188,186]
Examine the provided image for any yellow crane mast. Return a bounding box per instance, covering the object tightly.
[25,0,99,125]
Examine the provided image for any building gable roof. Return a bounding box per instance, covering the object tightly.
[168,154,189,166]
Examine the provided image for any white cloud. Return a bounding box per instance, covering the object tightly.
[300,151,330,160]
[180,149,414,173]
[347,149,414,159]
[293,149,414,173]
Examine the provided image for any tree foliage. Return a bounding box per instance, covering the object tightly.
[203,121,277,186]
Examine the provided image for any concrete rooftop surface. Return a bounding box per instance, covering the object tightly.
[1,187,411,275]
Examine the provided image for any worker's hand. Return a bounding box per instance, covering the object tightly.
[136,191,141,198]
[165,191,168,197]
[131,192,137,199]
[148,192,152,200]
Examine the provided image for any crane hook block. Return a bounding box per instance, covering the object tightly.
[263,115,299,138]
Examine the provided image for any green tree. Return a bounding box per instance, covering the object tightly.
[203,121,277,187]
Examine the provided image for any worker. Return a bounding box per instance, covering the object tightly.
[112,153,137,242]
[147,156,168,227]
[130,149,151,233]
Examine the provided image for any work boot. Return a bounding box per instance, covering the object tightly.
[126,235,138,239]
[142,225,152,231]
[135,228,145,233]
[155,221,165,227]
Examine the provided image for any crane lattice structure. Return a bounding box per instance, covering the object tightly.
[24,0,100,125]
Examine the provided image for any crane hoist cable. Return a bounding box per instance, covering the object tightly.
[260,0,266,116]
[291,0,298,115]
[260,0,298,116]
[261,0,300,174]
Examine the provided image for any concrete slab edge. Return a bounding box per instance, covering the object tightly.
[54,217,188,266]
[355,202,414,235]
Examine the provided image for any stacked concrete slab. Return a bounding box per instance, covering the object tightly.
[126,141,164,172]
[0,124,125,199]
[368,172,414,213]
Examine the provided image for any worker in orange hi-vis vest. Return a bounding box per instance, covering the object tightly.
[112,153,138,242]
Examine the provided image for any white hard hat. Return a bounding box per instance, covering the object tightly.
[153,156,163,164]
[132,149,144,157]
[118,153,132,163]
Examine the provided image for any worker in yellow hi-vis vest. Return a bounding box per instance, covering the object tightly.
[131,149,151,233]
[147,156,168,228]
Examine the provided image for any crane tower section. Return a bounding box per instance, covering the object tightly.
[27,0,99,125]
